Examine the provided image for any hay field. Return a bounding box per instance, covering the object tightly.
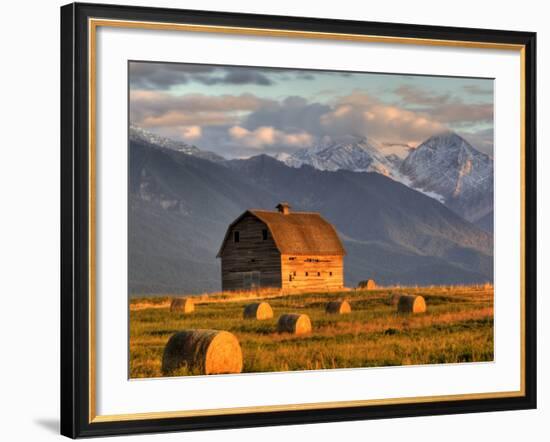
[129,285,493,378]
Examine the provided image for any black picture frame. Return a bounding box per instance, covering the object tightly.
[60,2,537,438]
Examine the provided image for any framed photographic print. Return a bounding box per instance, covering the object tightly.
[60,2,537,438]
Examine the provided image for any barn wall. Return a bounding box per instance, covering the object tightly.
[220,214,281,291]
[281,254,344,292]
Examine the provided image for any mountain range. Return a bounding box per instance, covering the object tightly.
[130,124,224,162]
[274,137,400,179]
[128,127,493,295]
[276,132,493,229]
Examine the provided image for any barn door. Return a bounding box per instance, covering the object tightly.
[243,271,260,289]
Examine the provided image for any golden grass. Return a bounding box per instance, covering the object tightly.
[130,286,353,311]
[130,285,494,378]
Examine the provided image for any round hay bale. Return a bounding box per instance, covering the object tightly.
[325,300,351,314]
[162,329,243,375]
[358,279,377,290]
[397,295,426,314]
[170,297,194,313]
[277,313,312,335]
[243,302,273,320]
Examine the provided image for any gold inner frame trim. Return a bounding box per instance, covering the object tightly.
[88,17,527,424]
[92,390,524,423]
[90,18,525,50]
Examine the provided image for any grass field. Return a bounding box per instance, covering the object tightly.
[129,285,494,378]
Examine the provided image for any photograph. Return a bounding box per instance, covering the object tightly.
[54,1,537,438]
[128,61,495,378]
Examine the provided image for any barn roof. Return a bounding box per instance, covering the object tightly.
[217,208,346,257]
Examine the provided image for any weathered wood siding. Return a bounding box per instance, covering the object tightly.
[280,254,344,292]
[220,214,281,291]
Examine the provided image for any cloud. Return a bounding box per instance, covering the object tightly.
[194,70,273,86]
[129,62,213,89]
[139,111,235,128]
[394,85,493,125]
[130,62,275,89]
[229,125,313,149]
[179,125,202,140]
[394,85,451,105]
[129,62,331,90]
[130,90,273,128]
[295,72,316,81]
[130,84,493,158]
[463,84,493,95]
[240,91,486,149]
[431,102,493,125]
[243,96,331,135]
[319,92,447,146]
[150,125,203,142]
[239,91,454,149]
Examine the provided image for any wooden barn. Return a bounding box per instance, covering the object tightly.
[217,203,346,293]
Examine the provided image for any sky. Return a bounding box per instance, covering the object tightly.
[129,61,494,159]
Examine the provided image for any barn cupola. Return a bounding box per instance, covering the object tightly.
[276,202,291,215]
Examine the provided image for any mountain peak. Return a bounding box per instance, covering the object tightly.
[405,131,487,163]
[276,136,398,178]
[400,132,493,223]
[129,124,224,162]
[430,130,463,140]
[423,131,468,148]
[130,124,196,152]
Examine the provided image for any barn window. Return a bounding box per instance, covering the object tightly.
[329,272,333,276]
[262,229,268,240]
[305,272,309,276]
[317,272,321,276]
[234,231,240,242]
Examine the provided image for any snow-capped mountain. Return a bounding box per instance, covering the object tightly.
[273,132,493,227]
[129,125,493,228]
[399,132,493,223]
[275,137,404,180]
[129,125,224,162]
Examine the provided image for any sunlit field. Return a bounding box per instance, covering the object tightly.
[129,285,493,378]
